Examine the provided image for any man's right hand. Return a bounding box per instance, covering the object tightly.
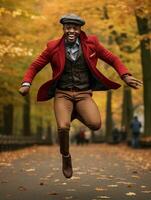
[18,86,30,96]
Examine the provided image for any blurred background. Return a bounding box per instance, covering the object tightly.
[0,0,150,149]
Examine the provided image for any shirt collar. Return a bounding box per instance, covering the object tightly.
[75,38,80,46]
[65,37,80,48]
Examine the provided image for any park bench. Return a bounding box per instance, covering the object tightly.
[0,135,52,151]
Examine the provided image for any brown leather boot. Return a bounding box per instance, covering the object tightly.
[58,127,73,178]
[62,154,73,178]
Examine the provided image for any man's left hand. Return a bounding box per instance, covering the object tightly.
[122,75,143,89]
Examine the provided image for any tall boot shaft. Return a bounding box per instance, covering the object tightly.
[58,127,70,156]
[58,127,73,178]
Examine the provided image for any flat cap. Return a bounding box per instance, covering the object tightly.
[60,13,85,26]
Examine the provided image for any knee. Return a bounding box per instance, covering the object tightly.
[58,122,70,131]
[88,121,101,131]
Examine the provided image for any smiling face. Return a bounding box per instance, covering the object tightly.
[63,23,81,44]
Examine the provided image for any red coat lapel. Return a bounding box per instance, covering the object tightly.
[57,35,65,77]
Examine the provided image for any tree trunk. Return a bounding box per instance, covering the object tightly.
[0,106,3,134]
[3,104,14,135]
[121,86,133,140]
[135,11,151,135]
[47,124,53,145]
[23,95,31,136]
[105,90,113,142]
[36,117,43,139]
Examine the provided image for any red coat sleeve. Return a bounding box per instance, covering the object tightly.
[94,36,131,77]
[22,46,50,84]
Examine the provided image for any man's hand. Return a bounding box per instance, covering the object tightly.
[122,75,143,89]
[18,86,30,96]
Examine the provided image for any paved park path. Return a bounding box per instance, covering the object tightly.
[0,144,151,200]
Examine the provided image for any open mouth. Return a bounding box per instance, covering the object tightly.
[67,34,76,41]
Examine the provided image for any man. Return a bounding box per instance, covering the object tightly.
[130,116,142,148]
[19,14,142,178]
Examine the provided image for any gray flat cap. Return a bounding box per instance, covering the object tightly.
[60,13,85,26]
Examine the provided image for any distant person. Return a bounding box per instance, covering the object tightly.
[112,127,120,143]
[130,116,142,148]
[79,128,86,145]
[74,133,79,145]
[84,129,92,144]
[75,132,81,145]
[19,13,142,178]
[75,127,85,145]
[120,126,127,142]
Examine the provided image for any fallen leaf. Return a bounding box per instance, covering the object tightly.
[25,168,35,172]
[65,196,73,199]
[127,184,133,188]
[108,175,114,178]
[46,175,52,178]
[54,179,60,182]
[71,176,80,180]
[141,185,147,188]
[132,170,138,174]
[97,196,110,199]
[48,192,58,195]
[95,187,107,192]
[18,186,27,191]
[73,167,80,171]
[107,185,118,188]
[0,163,12,167]
[62,182,67,185]
[52,168,59,171]
[126,192,136,196]
[131,175,140,179]
[141,190,151,193]
[117,181,136,186]
[40,177,48,181]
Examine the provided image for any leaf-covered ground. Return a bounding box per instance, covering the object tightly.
[0,144,151,200]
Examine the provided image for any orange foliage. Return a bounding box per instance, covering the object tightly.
[0,0,148,129]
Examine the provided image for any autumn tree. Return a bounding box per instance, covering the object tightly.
[135,7,151,136]
[121,86,133,139]
[0,0,146,138]
[105,90,113,142]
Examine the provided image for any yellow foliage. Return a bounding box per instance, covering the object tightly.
[0,0,146,128]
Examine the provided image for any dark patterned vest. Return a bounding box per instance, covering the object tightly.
[56,45,92,90]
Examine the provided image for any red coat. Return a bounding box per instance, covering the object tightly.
[22,31,130,101]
